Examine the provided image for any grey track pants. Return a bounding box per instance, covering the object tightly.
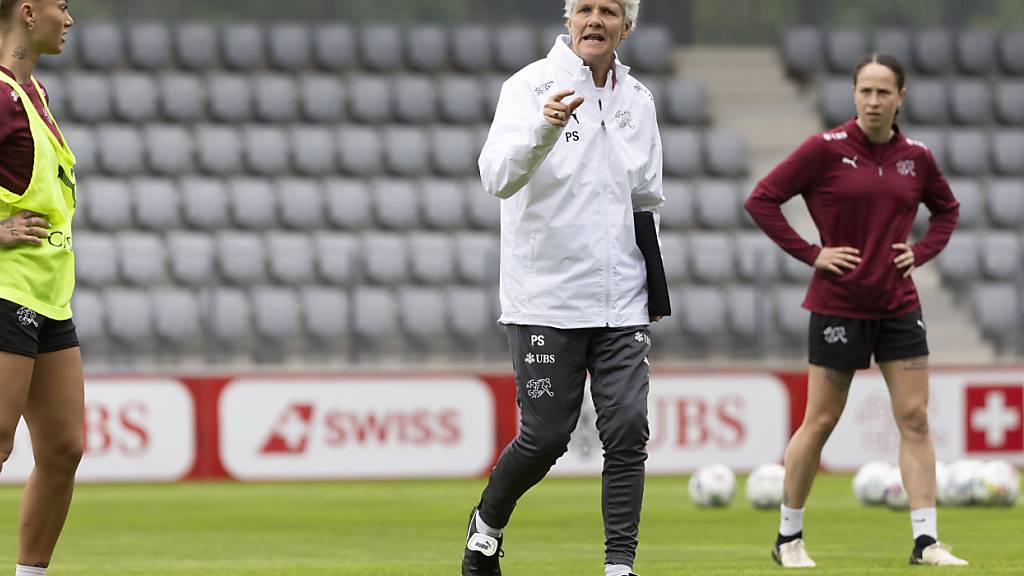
[477,324,651,567]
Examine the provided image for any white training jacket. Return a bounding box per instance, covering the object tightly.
[479,35,664,329]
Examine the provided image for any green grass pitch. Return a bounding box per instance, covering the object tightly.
[0,475,1020,575]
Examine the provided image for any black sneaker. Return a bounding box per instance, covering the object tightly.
[461,507,502,576]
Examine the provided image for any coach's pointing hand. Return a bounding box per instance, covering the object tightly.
[544,88,584,128]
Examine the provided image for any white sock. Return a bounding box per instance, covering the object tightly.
[910,507,937,541]
[475,510,503,538]
[779,504,805,537]
[605,564,631,576]
[16,566,46,576]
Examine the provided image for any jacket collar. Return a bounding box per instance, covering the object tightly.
[547,34,631,85]
[844,116,903,147]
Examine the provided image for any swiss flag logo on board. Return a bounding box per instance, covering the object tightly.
[965,385,1023,453]
[260,404,315,455]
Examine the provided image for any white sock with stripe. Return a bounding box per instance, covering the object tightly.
[15,566,46,576]
[605,564,631,576]
[910,507,937,540]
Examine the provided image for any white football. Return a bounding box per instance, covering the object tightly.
[884,467,909,510]
[979,460,1020,507]
[853,461,893,505]
[945,459,985,506]
[689,464,737,508]
[746,463,785,509]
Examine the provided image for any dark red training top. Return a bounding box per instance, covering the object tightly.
[745,118,960,320]
[0,66,62,196]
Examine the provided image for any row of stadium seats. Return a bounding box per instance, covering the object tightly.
[971,283,1024,353]
[921,178,1024,229]
[937,231,1024,285]
[783,27,1024,80]
[877,127,1023,177]
[819,77,1024,127]
[43,23,675,74]
[64,123,748,178]
[40,71,709,126]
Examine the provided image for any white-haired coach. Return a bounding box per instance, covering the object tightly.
[461,1,666,575]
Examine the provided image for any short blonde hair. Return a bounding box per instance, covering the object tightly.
[563,0,639,28]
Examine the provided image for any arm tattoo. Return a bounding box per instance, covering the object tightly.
[825,368,853,389]
[12,46,28,60]
[902,356,928,372]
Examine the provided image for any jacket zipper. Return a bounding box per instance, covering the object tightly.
[599,95,611,324]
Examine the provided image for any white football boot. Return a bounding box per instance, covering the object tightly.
[773,538,816,568]
[911,542,969,566]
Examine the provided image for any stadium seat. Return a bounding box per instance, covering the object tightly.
[972,283,1021,350]
[195,126,244,175]
[818,76,855,127]
[314,232,360,285]
[905,127,947,169]
[680,287,727,340]
[349,75,392,124]
[398,286,449,349]
[152,288,202,351]
[998,31,1024,76]
[33,72,63,119]
[393,75,437,123]
[175,23,220,70]
[945,177,985,229]
[826,30,867,74]
[352,287,403,353]
[358,24,404,72]
[71,288,105,343]
[300,74,346,123]
[662,129,702,177]
[159,73,207,123]
[774,285,809,343]
[383,127,430,177]
[371,178,420,230]
[227,176,277,230]
[96,125,145,176]
[299,286,350,344]
[208,75,254,123]
[726,285,775,343]
[361,233,409,285]
[82,177,132,231]
[986,179,1024,228]
[276,177,324,230]
[949,80,992,125]
[946,129,990,176]
[626,25,673,74]
[780,26,823,80]
[206,288,254,352]
[781,252,814,282]
[255,73,300,123]
[445,285,499,350]
[981,232,1022,281]
[179,176,229,230]
[267,23,312,70]
[438,76,485,124]
[313,23,357,71]
[483,74,504,120]
[290,125,336,177]
[956,29,998,75]
[905,80,949,125]
[537,25,565,55]
[665,77,709,126]
[251,287,304,346]
[495,25,539,72]
[406,25,449,72]
[991,130,1024,175]
[704,130,748,177]
[660,179,694,229]
[132,177,181,231]
[420,178,468,230]
[463,178,500,230]
[73,233,118,287]
[323,178,372,230]
[144,124,194,176]
[874,28,914,69]
[117,232,167,286]
[112,73,159,122]
[167,232,216,287]
[408,232,457,285]
[454,232,499,285]
[61,125,97,176]
[127,22,173,70]
[937,232,980,284]
[914,29,955,75]
[243,125,291,176]
[689,232,734,283]
[222,23,266,70]
[65,73,112,123]
[451,24,494,72]
[735,231,782,282]
[431,127,479,177]
[694,179,740,229]
[658,233,687,284]
[78,23,124,69]
[994,81,1024,126]
[102,288,153,344]
[216,232,267,285]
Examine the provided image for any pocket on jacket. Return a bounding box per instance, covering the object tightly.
[526,225,600,314]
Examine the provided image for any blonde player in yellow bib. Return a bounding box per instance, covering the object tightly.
[0,2,80,575]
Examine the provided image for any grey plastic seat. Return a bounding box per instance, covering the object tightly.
[689,233,733,283]
[658,233,687,283]
[905,128,946,169]
[251,287,303,344]
[419,178,467,230]
[727,285,775,342]
[208,75,253,123]
[289,125,336,176]
[774,285,809,342]
[313,23,356,70]
[61,125,97,176]
[267,23,311,70]
[408,232,456,285]
[950,80,992,125]
[300,286,349,342]
[660,179,694,230]
[662,129,702,177]
[358,24,403,72]
[994,81,1024,126]
[207,288,253,350]
[972,283,1021,348]
[32,72,63,119]
[96,125,144,176]
[665,77,708,126]
[384,127,430,177]
[681,287,726,339]
[914,29,955,75]
[112,73,159,122]
[991,131,1024,175]
[102,288,153,344]
[454,232,499,285]
[227,176,277,229]
[406,25,448,72]
[71,288,104,343]
[905,80,948,125]
[483,74,504,120]
[694,179,739,229]
[736,231,781,282]
[361,233,409,285]
[944,177,985,228]
[826,30,867,74]
[254,73,300,122]
[626,25,673,74]
[957,29,997,76]
[981,232,1022,281]
[117,232,167,286]
[167,232,215,287]
[399,287,449,346]
[446,285,497,347]
[73,233,117,287]
[438,76,485,124]
[175,23,220,70]
[79,23,124,69]
[323,178,372,230]
[818,76,855,127]
[781,252,814,282]
[464,178,500,230]
[352,287,402,351]
[348,75,391,124]
[82,177,132,231]
[452,25,494,73]
[393,75,437,123]
[495,25,539,72]
[195,126,243,175]
[371,178,420,230]
[243,125,291,176]
[159,73,206,123]
[648,286,686,347]
[314,232,360,285]
[875,29,913,68]
[276,177,324,230]
[144,124,194,176]
[946,130,989,176]
[126,22,172,70]
[66,73,112,123]
[132,177,180,231]
[217,232,267,284]
[998,31,1024,76]
[781,26,823,80]
[152,288,202,350]
[431,127,478,177]
[987,179,1024,228]
[704,130,748,177]
[222,23,266,70]
[937,232,980,284]
[179,176,229,230]
[298,74,344,123]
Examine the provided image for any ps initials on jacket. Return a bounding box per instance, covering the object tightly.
[479,36,664,329]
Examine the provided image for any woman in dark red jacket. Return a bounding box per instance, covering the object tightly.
[745,54,968,568]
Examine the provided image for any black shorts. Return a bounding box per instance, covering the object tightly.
[808,309,929,371]
[0,298,79,359]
